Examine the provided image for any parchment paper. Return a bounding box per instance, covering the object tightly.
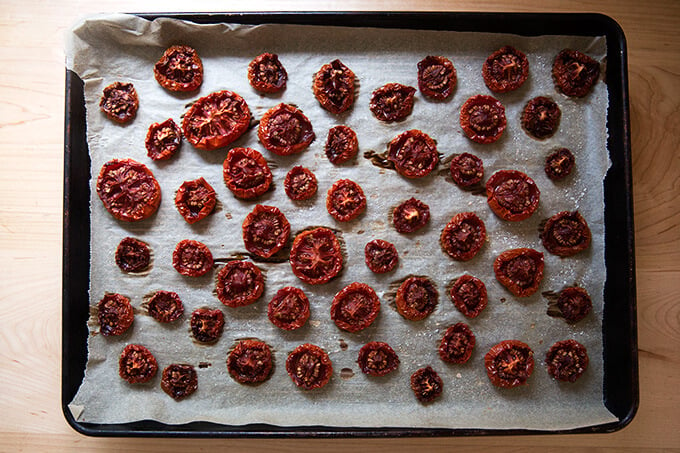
[66,13,617,430]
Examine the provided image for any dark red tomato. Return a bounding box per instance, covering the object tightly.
[313,59,356,114]
[119,344,158,384]
[182,90,251,150]
[96,158,161,222]
[486,169,540,221]
[484,340,534,388]
[410,366,443,403]
[330,282,380,333]
[387,130,439,178]
[325,125,358,164]
[369,83,416,122]
[357,341,400,377]
[450,274,488,318]
[248,52,287,93]
[439,323,475,364]
[190,308,224,343]
[326,179,366,222]
[556,286,592,323]
[393,198,430,234]
[161,364,198,400]
[546,339,589,382]
[284,166,317,201]
[521,96,561,140]
[258,103,315,155]
[364,239,398,273]
[553,49,600,97]
[395,276,438,321]
[145,118,182,161]
[242,204,290,258]
[215,261,265,307]
[172,239,213,277]
[154,45,203,92]
[99,81,138,123]
[268,286,310,331]
[545,148,575,180]
[97,293,133,336]
[460,95,506,144]
[115,237,151,273]
[289,227,344,285]
[417,55,457,100]
[482,46,529,93]
[450,152,484,188]
[440,212,486,261]
[541,211,591,257]
[223,147,273,199]
[147,290,184,323]
[175,177,216,224]
[227,339,274,384]
[286,343,333,390]
[494,248,544,297]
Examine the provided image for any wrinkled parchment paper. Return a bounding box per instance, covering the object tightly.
[66,13,617,430]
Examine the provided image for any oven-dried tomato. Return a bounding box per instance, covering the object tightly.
[326,179,366,222]
[482,46,529,93]
[357,341,400,377]
[485,340,534,388]
[521,96,561,140]
[369,83,416,122]
[154,45,203,92]
[439,322,475,364]
[494,248,544,297]
[161,364,198,400]
[325,125,358,164]
[387,130,439,179]
[556,286,592,323]
[147,290,184,323]
[145,118,182,161]
[119,344,158,384]
[546,339,589,382]
[486,169,540,221]
[393,198,430,234]
[541,211,591,257]
[223,147,273,200]
[215,261,264,307]
[100,82,138,123]
[172,239,213,277]
[258,103,315,155]
[313,59,356,114]
[182,90,251,150]
[545,148,575,180]
[175,177,216,224]
[115,237,151,273]
[227,339,274,384]
[364,239,398,273]
[417,55,457,100]
[410,366,443,403]
[330,282,381,333]
[284,166,317,201]
[248,52,287,93]
[97,293,133,336]
[242,204,290,258]
[286,343,333,390]
[396,276,438,321]
[450,274,488,318]
[289,227,343,285]
[450,152,484,188]
[440,212,486,261]
[552,49,600,97]
[268,286,310,331]
[190,308,224,343]
[96,158,161,222]
[460,95,506,144]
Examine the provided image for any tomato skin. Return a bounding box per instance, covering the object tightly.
[417,55,457,100]
[97,293,134,336]
[387,130,439,179]
[223,147,273,200]
[242,204,291,258]
[369,83,416,122]
[357,342,400,377]
[289,227,343,285]
[215,261,265,307]
[326,179,367,222]
[482,46,529,93]
[286,343,333,390]
[541,211,591,257]
[486,169,540,221]
[119,344,158,384]
[267,286,310,331]
[364,239,398,274]
[154,45,203,92]
[182,90,251,151]
[227,339,274,384]
[313,59,356,114]
[395,276,438,321]
[552,49,600,97]
[172,239,213,277]
[546,340,589,382]
[330,282,381,333]
[410,366,443,403]
[493,248,544,297]
[439,322,475,364]
[459,95,506,144]
[175,177,216,224]
[449,274,488,318]
[248,53,287,93]
[284,166,317,201]
[96,158,161,222]
[258,103,315,156]
[440,212,486,261]
[100,82,138,123]
[484,340,534,388]
[161,364,198,400]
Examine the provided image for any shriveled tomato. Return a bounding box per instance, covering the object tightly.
[330,282,381,333]
[450,152,484,188]
[286,343,333,390]
[552,49,600,97]
[460,94,506,144]
[393,198,430,234]
[100,82,138,123]
[248,53,287,93]
[449,274,487,318]
[440,212,486,261]
[242,204,290,258]
[521,96,561,140]
[439,322,475,364]
[119,344,158,384]
[154,45,203,92]
[325,125,358,164]
[555,286,592,323]
[482,46,529,93]
[357,342,400,377]
[161,364,198,400]
[97,293,133,336]
[190,308,224,343]
[411,366,443,403]
[289,227,343,285]
[96,159,161,222]
[284,166,317,201]
[268,286,310,331]
[182,90,251,150]
[494,248,544,297]
[175,177,216,224]
[172,239,213,277]
[541,210,591,257]
[313,59,356,114]
[546,339,589,382]
[215,261,265,307]
[258,103,315,155]
[387,130,439,178]
[227,339,274,384]
[486,169,540,221]
[364,239,398,273]
[369,83,416,122]
[223,147,272,199]
[545,148,575,180]
[147,290,184,323]
[115,237,151,273]
[326,179,366,222]
[484,340,534,388]
[145,118,182,161]
[417,55,457,100]
[395,276,438,321]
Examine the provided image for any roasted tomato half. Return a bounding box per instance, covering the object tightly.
[182,90,251,150]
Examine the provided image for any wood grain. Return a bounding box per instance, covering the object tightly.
[1,0,679,451]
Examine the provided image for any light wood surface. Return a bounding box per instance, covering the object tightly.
[1,0,678,451]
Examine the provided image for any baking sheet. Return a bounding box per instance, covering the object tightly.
[65,13,617,430]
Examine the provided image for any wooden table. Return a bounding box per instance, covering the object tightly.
[1,1,678,451]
